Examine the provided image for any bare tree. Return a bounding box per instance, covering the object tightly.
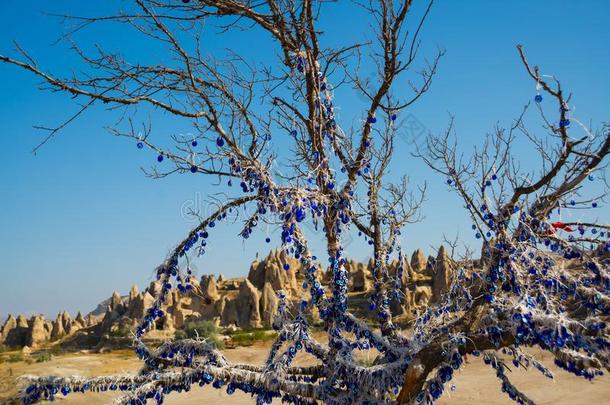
[2,1,608,405]
[402,45,610,403]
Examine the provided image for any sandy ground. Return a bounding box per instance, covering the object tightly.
[1,343,608,405]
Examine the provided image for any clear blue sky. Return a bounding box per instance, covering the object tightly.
[1,1,609,320]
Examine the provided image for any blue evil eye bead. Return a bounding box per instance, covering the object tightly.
[475,232,481,239]
[559,119,570,128]
[367,115,377,124]
[137,141,144,149]
[216,137,225,147]
[157,154,164,162]
[588,175,595,181]
[283,263,290,270]
[327,182,335,190]
[534,94,543,103]
[190,165,198,173]
[492,174,497,180]
[592,202,598,208]
[446,179,452,185]
[295,207,306,222]
[390,113,397,121]
[265,237,271,243]
[191,140,198,147]
[570,200,576,206]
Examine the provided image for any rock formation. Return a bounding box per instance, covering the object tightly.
[259,282,279,328]
[1,246,462,349]
[431,246,453,303]
[50,314,66,340]
[220,296,238,326]
[236,279,262,329]
[348,261,370,292]
[248,249,299,294]
[410,249,428,273]
[199,275,219,302]
[26,315,49,348]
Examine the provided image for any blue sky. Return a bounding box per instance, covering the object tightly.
[1,1,609,319]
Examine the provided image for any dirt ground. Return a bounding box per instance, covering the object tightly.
[1,343,608,405]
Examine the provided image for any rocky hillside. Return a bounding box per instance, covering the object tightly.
[0,247,456,350]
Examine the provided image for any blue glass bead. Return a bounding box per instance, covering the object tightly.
[391,113,397,121]
[534,94,543,103]
[367,116,377,124]
[265,237,271,243]
[157,154,164,162]
[137,142,144,149]
[216,137,225,147]
[295,207,306,222]
[191,140,198,147]
[283,263,290,270]
[190,165,198,173]
[592,202,598,208]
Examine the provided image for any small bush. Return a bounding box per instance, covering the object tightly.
[109,327,131,338]
[7,353,24,363]
[47,345,64,356]
[175,320,224,349]
[229,330,277,346]
[0,344,10,353]
[35,351,53,363]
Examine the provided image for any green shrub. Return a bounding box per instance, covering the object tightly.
[35,351,53,363]
[109,327,131,338]
[7,353,24,363]
[229,330,277,346]
[0,344,9,353]
[175,320,224,349]
[47,345,64,356]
